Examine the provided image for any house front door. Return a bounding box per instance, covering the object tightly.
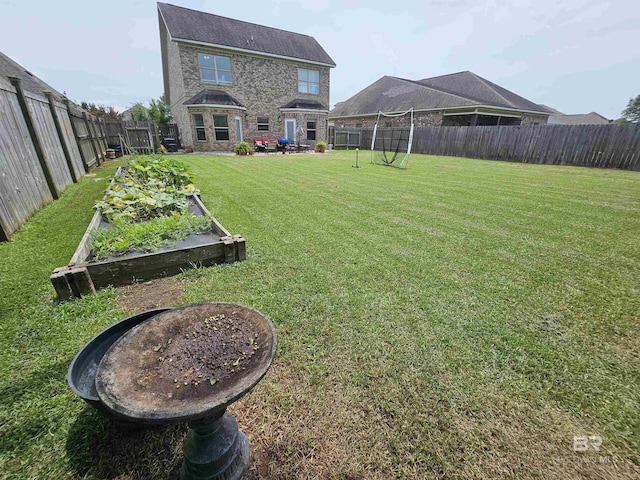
[235,116,243,142]
[285,119,295,143]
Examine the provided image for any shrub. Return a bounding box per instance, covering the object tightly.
[315,141,327,153]
[234,141,252,155]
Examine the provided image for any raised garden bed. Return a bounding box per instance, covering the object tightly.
[51,162,245,301]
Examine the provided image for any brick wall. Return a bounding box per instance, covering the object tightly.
[330,111,443,129]
[167,41,331,151]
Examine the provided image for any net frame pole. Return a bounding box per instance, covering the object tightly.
[370,108,414,169]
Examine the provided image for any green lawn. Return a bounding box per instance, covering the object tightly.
[1,152,638,479]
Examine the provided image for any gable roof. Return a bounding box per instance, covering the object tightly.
[547,112,610,125]
[330,71,549,118]
[0,50,64,101]
[158,3,336,67]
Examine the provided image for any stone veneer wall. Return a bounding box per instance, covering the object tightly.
[168,41,332,151]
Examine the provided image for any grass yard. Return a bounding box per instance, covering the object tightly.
[0,151,638,479]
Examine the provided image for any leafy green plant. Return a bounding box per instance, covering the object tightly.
[95,183,189,223]
[315,141,327,152]
[234,141,252,155]
[94,157,198,223]
[91,212,211,259]
[127,156,196,190]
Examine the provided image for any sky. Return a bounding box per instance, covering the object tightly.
[1,0,638,119]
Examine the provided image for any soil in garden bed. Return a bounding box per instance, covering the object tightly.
[154,312,261,390]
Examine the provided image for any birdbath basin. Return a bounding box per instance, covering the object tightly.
[95,302,277,480]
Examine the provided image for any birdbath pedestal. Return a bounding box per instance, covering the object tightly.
[95,303,277,480]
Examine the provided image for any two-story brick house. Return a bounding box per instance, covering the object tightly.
[158,3,336,152]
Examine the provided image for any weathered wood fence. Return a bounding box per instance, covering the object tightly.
[104,120,182,153]
[0,76,107,241]
[360,123,640,170]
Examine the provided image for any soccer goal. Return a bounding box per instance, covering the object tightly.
[370,108,414,169]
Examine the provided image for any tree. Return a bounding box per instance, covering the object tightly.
[80,101,122,120]
[128,102,150,121]
[621,94,640,123]
[149,95,172,125]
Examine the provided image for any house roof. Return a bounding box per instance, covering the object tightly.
[330,71,550,118]
[417,71,545,112]
[281,99,328,110]
[0,50,64,101]
[157,3,336,67]
[538,104,564,114]
[547,112,610,125]
[183,89,245,108]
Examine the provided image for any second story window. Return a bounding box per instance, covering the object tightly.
[257,117,269,131]
[199,53,231,85]
[298,68,319,94]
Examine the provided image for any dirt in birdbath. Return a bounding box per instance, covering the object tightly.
[154,312,261,390]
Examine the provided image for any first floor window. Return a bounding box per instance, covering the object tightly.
[257,117,269,131]
[306,119,317,141]
[213,115,229,141]
[298,68,319,94]
[193,114,206,141]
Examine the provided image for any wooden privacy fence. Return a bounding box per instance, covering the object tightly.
[0,76,107,241]
[360,123,640,170]
[104,121,181,153]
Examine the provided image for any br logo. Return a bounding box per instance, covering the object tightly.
[573,436,602,452]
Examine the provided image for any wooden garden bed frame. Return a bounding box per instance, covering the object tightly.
[51,181,245,301]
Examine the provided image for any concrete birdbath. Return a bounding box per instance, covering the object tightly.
[95,302,277,480]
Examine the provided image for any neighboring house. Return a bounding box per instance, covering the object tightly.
[329,71,550,128]
[0,50,65,101]
[157,2,336,151]
[547,112,611,125]
[120,107,134,121]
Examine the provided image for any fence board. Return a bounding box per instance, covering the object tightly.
[0,85,53,239]
[24,92,73,192]
[361,123,640,171]
[54,102,85,178]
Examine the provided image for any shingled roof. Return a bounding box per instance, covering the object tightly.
[417,71,545,113]
[547,112,610,125]
[158,3,336,67]
[0,50,64,100]
[330,71,549,118]
[184,89,245,108]
[281,99,328,110]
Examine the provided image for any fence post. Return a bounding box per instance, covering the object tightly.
[44,92,78,182]
[83,112,101,166]
[63,99,90,172]
[8,77,59,200]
